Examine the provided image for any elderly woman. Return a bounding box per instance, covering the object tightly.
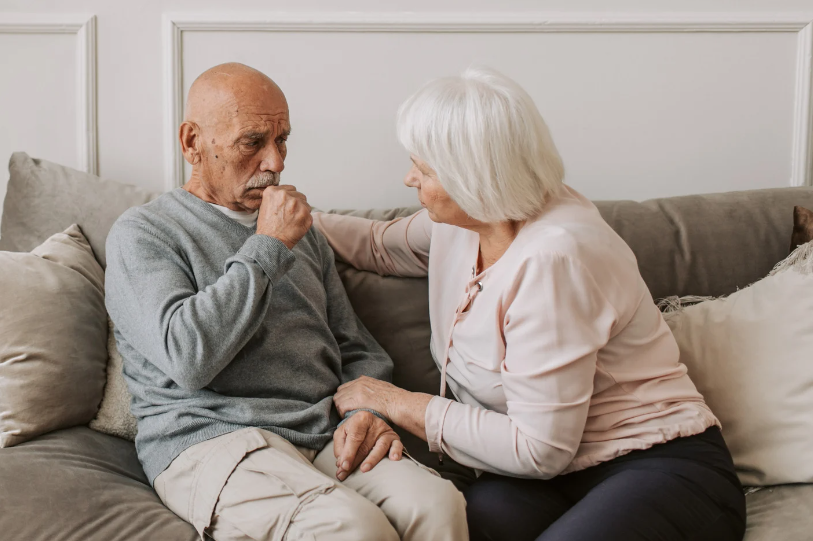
[313,68,746,541]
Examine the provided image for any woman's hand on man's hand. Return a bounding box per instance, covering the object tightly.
[334,375,405,419]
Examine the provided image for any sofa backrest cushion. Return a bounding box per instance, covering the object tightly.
[595,187,813,301]
[0,152,160,267]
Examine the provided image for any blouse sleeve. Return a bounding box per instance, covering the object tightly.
[311,209,433,278]
[424,253,619,479]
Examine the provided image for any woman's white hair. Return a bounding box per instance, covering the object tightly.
[397,66,565,223]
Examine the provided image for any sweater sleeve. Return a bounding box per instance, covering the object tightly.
[104,218,295,391]
[311,210,432,278]
[424,254,618,479]
[312,229,394,385]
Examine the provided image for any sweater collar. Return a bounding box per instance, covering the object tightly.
[173,188,256,235]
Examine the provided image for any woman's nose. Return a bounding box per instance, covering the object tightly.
[404,167,420,188]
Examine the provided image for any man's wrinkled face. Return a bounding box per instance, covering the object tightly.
[198,86,291,212]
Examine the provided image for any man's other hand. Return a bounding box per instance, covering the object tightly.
[333,411,403,481]
[256,185,312,249]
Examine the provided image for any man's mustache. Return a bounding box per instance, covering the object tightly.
[246,172,280,189]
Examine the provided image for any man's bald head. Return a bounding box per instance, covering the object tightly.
[184,62,285,124]
[179,63,291,212]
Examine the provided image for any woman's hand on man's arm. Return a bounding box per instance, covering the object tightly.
[335,376,434,442]
[311,210,432,277]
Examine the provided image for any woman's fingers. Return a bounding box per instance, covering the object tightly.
[336,376,365,393]
[337,375,375,392]
[335,384,373,415]
[333,388,356,416]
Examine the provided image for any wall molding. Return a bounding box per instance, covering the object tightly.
[0,14,97,175]
[163,12,813,191]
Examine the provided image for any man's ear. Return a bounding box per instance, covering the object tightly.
[179,121,202,165]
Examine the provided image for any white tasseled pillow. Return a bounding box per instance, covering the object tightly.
[89,318,138,441]
[663,241,813,486]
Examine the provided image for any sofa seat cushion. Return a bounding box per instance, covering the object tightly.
[745,485,813,540]
[0,427,196,541]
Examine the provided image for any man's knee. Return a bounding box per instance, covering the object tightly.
[288,487,399,541]
[394,472,467,524]
[340,494,400,541]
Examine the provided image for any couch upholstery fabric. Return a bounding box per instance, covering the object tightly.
[0,427,799,541]
[0,427,197,541]
[744,486,813,541]
[0,152,160,267]
[593,188,813,301]
[0,225,108,448]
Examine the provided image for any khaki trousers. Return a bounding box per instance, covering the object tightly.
[154,427,468,541]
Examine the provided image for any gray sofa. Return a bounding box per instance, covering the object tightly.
[1,152,813,540]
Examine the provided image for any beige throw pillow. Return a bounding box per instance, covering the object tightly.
[88,318,138,441]
[0,152,160,267]
[663,241,813,486]
[0,225,107,447]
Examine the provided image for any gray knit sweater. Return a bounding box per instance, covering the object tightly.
[105,188,392,484]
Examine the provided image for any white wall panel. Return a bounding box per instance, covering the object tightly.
[0,33,77,222]
[182,29,798,207]
[0,14,96,226]
[0,2,811,212]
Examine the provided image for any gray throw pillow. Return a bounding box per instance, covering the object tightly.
[0,152,160,267]
[0,225,108,447]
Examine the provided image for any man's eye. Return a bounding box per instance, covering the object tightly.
[246,141,259,147]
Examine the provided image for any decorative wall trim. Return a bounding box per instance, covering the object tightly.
[163,12,813,191]
[0,14,97,175]
[791,22,813,187]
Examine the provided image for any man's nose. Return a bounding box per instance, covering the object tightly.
[259,144,285,173]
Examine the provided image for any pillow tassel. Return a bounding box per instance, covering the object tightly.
[769,240,813,277]
[657,295,716,316]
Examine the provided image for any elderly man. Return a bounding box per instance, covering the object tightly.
[105,62,466,541]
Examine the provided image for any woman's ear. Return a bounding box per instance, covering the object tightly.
[179,121,202,165]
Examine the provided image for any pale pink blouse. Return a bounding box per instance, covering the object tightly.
[313,186,718,479]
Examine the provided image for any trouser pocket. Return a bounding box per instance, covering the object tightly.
[187,428,272,539]
[210,435,335,541]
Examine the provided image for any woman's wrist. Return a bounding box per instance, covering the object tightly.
[388,390,434,437]
[383,387,409,424]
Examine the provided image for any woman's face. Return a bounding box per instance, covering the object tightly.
[403,155,474,226]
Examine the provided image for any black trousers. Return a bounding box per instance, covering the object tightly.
[465,427,746,541]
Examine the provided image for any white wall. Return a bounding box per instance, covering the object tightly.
[1,1,812,215]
